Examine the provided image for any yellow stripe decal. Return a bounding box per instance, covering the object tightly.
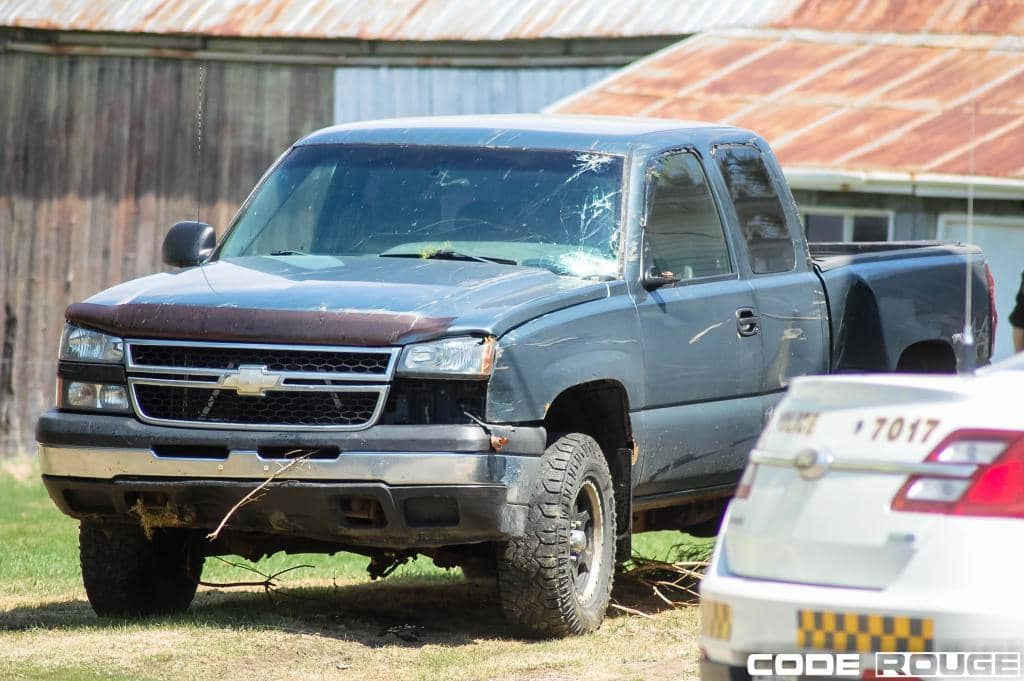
[796,610,933,653]
[701,600,732,641]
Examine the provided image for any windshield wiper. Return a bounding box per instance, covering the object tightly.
[268,250,308,256]
[380,249,517,265]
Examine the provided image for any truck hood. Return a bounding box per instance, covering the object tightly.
[66,255,615,346]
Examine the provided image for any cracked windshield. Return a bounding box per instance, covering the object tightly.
[217,144,624,279]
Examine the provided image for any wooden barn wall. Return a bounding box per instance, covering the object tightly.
[0,52,333,455]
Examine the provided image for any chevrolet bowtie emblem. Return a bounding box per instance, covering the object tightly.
[217,365,284,396]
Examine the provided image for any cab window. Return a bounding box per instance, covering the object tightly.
[713,144,795,274]
[643,152,732,281]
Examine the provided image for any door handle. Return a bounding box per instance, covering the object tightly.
[736,307,760,337]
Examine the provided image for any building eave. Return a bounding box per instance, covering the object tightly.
[0,27,680,66]
[784,167,1024,201]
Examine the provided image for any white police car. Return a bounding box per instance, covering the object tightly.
[699,354,1024,679]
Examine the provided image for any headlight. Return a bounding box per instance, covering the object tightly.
[398,336,495,378]
[59,323,124,362]
[57,379,131,413]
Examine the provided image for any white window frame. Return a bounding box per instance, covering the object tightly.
[936,213,1024,239]
[799,206,895,242]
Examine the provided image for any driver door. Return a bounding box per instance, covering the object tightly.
[632,150,764,497]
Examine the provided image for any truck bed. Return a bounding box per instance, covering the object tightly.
[809,240,989,373]
[810,241,982,271]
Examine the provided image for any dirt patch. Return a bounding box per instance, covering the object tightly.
[0,576,700,681]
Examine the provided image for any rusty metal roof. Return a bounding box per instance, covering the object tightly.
[774,0,1024,36]
[550,25,1024,186]
[0,0,801,40]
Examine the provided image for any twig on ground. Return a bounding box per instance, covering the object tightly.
[613,555,710,617]
[650,585,677,609]
[199,556,314,601]
[610,602,654,619]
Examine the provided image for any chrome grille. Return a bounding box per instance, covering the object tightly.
[133,384,382,427]
[129,343,390,375]
[125,340,396,431]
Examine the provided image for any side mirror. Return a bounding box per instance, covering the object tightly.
[162,221,215,267]
[641,265,680,291]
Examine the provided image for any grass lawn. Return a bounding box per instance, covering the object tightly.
[0,460,710,681]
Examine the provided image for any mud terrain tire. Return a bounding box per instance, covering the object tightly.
[497,433,616,637]
[80,521,203,617]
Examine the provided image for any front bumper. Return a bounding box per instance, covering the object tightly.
[42,475,521,548]
[38,410,546,548]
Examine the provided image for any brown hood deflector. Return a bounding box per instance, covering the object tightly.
[66,302,456,346]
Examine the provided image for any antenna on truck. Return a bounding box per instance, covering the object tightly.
[194,63,206,225]
[193,62,217,292]
[959,99,977,374]
[958,3,979,374]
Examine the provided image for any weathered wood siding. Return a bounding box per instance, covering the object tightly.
[0,52,333,454]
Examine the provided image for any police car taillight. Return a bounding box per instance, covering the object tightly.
[891,430,1024,517]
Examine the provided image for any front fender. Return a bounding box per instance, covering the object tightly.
[485,291,643,423]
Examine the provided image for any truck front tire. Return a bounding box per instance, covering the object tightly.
[497,433,616,637]
[80,521,203,617]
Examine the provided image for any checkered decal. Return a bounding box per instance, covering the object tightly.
[701,600,732,641]
[797,611,933,652]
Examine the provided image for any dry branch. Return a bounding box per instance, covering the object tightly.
[609,602,654,619]
[206,452,310,541]
[613,556,710,617]
[199,556,314,600]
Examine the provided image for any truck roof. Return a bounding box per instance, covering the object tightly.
[297,114,751,154]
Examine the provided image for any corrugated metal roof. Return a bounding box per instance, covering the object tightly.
[550,26,1024,182]
[0,0,801,40]
[774,0,1024,36]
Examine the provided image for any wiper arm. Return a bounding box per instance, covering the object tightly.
[268,250,308,256]
[381,249,517,265]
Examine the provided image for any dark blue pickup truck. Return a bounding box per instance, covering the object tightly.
[37,115,994,636]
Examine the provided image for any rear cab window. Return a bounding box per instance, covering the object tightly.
[713,144,796,274]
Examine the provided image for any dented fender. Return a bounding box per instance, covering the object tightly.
[485,282,643,423]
